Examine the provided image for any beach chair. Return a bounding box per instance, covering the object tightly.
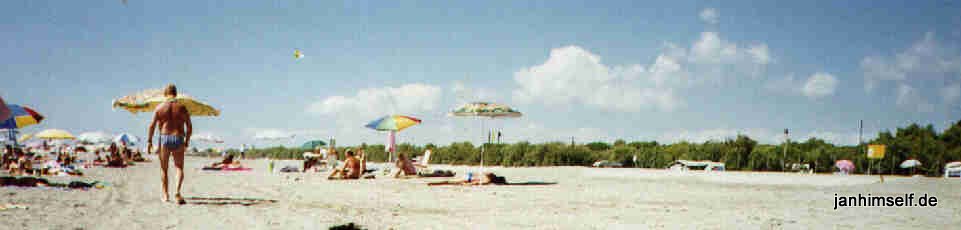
[414,149,431,169]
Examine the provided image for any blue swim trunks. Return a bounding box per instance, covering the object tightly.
[159,134,185,149]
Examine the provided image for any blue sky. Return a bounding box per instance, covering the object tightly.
[2,1,960,148]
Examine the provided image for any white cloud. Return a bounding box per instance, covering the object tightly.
[861,32,961,91]
[895,84,934,112]
[686,32,771,80]
[252,129,295,141]
[307,83,442,120]
[699,8,719,24]
[801,72,838,99]
[690,32,739,65]
[942,83,961,104]
[747,44,771,65]
[512,46,682,112]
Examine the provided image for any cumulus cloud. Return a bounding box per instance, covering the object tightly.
[512,46,682,112]
[895,84,934,112]
[699,8,719,24]
[307,83,442,119]
[686,32,771,80]
[861,32,961,91]
[512,30,774,112]
[801,72,838,99]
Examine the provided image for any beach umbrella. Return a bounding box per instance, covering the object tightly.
[835,160,855,174]
[18,132,34,143]
[899,159,922,169]
[365,115,422,162]
[449,102,522,169]
[301,140,327,150]
[114,133,139,146]
[112,88,220,117]
[0,96,9,121]
[364,115,422,132]
[35,129,75,140]
[78,131,112,144]
[0,104,44,129]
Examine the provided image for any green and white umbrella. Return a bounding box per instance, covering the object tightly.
[449,102,522,169]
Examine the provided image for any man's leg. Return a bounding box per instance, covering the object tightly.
[159,146,170,202]
[173,146,186,202]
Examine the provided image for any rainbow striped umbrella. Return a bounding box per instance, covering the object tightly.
[365,115,421,163]
[364,115,422,131]
[0,104,44,129]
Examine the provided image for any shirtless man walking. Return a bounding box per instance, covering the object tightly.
[147,84,192,204]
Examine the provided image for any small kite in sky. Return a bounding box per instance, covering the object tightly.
[294,49,304,59]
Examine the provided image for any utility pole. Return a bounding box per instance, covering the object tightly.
[782,129,789,171]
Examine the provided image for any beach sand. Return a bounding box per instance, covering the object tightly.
[1,156,959,229]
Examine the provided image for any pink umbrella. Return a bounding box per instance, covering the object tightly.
[835,160,855,174]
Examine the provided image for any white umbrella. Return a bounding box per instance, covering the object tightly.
[900,159,922,168]
[449,102,522,170]
[114,133,140,146]
[78,131,112,144]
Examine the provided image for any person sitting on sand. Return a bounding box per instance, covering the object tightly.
[393,153,418,178]
[2,145,15,170]
[328,149,362,180]
[105,143,126,167]
[427,172,508,186]
[302,147,323,172]
[131,150,146,162]
[92,150,105,164]
[11,152,34,176]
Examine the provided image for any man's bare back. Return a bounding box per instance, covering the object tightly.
[155,101,191,137]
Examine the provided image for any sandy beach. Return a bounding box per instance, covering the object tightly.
[0,156,957,229]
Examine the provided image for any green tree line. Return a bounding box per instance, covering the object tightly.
[228,121,961,176]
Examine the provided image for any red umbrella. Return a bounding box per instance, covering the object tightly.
[0,96,10,121]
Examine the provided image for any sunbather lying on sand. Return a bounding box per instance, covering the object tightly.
[210,154,241,168]
[427,172,507,186]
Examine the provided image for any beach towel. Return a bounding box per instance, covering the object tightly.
[184,197,277,206]
[201,166,252,171]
